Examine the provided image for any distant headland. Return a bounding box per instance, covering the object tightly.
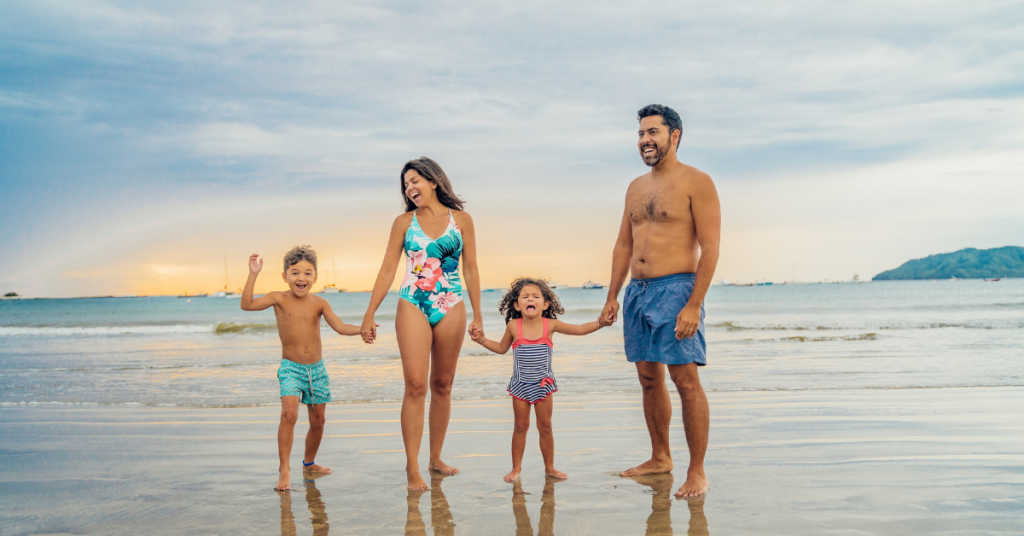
[873,246,1024,280]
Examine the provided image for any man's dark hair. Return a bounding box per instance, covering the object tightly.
[637,104,683,152]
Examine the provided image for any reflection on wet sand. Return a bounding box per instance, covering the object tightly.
[511,477,557,536]
[279,473,329,536]
[406,472,456,535]
[629,474,709,536]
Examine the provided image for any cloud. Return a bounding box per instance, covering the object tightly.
[1,0,1023,294]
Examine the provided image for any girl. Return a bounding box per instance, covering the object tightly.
[471,278,605,482]
[361,157,484,491]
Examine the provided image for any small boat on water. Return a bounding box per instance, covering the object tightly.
[985,278,1001,282]
[582,281,605,289]
[318,257,347,294]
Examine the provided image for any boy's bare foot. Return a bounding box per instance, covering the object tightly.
[428,460,460,475]
[503,469,522,483]
[276,469,291,491]
[407,470,430,491]
[302,463,332,474]
[620,458,673,477]
[674,472,710,498]
[545,468,568,480]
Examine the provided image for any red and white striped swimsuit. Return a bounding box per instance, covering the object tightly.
[507,318,557,404]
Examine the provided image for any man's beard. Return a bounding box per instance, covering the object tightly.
[641,142,669,167]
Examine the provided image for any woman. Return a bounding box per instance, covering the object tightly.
[361,157,483,490]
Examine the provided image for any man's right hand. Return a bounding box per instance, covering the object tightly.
[600,299,620,326]
[360,316,378,344]
[248,254,263,274]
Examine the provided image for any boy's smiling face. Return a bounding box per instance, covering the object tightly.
[282,260,317,297]
[513,284,549,320]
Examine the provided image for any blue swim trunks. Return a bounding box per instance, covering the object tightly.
[623,273,706,366]
[278,359,333,405]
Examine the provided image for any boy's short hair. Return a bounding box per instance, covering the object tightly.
[283,245,317,272]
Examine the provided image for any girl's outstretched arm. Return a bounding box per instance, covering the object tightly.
[550,319,604,336]
[472,322,514,354]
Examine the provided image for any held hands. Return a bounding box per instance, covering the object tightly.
[599,299,619,327]
[467,318,484,342]
[360,316,379,344]
[248,254,263,274]
[675,305,700,339]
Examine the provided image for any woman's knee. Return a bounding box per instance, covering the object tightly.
[405,379,428,400]
[431,377,454,397]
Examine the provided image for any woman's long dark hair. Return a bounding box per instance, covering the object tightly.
[400,157,465,212]
[498,277,565,323]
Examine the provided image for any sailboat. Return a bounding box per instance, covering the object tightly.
[214,255,241,298]
[319,256,346,294]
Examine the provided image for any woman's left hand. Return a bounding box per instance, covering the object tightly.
[468,318,483,339]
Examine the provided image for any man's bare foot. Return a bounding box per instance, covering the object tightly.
[429,460,460,475]
[674,472,710,498]
[545,468,568,480]
[407,470,429,491]
[620,458,673,477]
[275,469,291,491]
[503,468,522,483]
[302,463,332,474]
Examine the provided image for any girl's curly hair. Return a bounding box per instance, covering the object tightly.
[498,277,565,323]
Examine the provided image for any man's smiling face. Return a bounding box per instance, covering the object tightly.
[282,259,317,297]
[638,115,676,167]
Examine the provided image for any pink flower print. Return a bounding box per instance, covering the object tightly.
[430,291,459,314]
[414,258,442,291]
[403,250,428,288]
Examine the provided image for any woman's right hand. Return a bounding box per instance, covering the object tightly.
[360,315,379,344]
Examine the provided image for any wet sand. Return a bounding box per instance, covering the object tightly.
[2,387,1023,535]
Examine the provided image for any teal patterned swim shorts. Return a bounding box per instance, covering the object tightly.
[278,359,332,405]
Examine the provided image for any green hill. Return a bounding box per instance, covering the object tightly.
[873,246,1024,280]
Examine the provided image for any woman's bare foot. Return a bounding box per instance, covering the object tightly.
[620,457,673,477]
[503,468,522,483]
[545,468,568,480]
[275,469,291,491]
[302,463,332,474]
[407,470,429,491]
[674,472,710,498]
[429,460,460,475]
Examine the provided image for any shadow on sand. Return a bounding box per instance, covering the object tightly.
[279,473,330,536]
[630,473,710,535]
[405,471,457,535]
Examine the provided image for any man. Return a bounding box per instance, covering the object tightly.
[601,104,721,498]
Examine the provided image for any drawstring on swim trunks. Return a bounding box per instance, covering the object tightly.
[636,280,648,294]
[307,368,314,400]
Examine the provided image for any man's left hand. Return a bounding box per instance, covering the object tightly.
[675,305,701,340]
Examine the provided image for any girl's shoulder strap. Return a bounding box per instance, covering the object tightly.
[542,317,549,336]
[515,318,523,339]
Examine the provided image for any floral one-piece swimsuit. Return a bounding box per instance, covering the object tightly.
[399,209,463,327]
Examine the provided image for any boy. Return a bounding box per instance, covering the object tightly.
[241,245,362,491]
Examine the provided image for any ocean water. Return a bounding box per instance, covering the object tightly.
[1,279,1021,407]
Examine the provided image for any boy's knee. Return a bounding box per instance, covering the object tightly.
[281,409,299,424]
[309,413,326,430]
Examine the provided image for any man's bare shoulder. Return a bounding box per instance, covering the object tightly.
[677,163,714,186]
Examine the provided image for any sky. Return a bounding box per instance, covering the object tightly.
[2,0,1023,297]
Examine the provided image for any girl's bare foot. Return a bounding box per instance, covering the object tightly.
[407,470,429,491]
[302,463,332,474]
[503,468,522,483]
[545,468,568,480]
[275,469,291,491]
[429,460,460,475]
